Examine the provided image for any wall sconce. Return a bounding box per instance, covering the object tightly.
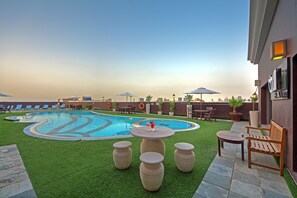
[102,97,105,102]
[172,94,176,102]
[129,95,132,102]
[271,40,287,60]
[254,80,261,87]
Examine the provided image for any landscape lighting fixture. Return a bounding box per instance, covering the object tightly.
[252,92,258,100]
[271,40,287,60]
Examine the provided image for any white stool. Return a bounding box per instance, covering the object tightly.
[113,141,132,169]
[174,142,195,172]
[139,152,164,191]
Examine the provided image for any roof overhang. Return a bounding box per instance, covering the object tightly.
[247,0,278,64]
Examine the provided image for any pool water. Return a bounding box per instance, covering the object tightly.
[20,111,199,140]
[138,119,192,130]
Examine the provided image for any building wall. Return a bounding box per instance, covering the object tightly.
[257,0,297,181]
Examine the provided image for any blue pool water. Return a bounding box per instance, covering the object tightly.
[20,111,199,140]
[138,119,192,130]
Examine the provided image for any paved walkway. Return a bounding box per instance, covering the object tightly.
[193,121,293,198]
[0,144,37,198]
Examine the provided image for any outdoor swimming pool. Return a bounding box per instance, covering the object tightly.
[19,111,199,140]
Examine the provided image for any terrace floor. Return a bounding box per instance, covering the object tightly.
[0,144,37,198]
[193,121,293,198]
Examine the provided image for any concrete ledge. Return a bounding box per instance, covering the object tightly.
[0,144,37,198]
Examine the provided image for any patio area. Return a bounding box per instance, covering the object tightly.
[193,121,292,198]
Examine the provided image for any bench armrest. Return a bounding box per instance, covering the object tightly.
[246,126,270,134]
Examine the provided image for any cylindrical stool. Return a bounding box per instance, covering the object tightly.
[113,141,132,170]
[174,142,195,172]
[139,152,164,191]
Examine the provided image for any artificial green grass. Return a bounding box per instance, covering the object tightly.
[0,111,233,197]
[284,169,297,197]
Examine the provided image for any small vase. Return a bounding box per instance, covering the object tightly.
[186,105,192,118]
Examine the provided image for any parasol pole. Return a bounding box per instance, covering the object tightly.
[200,93,202,110]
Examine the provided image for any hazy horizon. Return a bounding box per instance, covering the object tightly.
[0,0,257,102]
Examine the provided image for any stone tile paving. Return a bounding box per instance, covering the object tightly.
[0,144,37,198]
[193,121,293,198]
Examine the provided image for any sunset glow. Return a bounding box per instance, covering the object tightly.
[0,0,257,102]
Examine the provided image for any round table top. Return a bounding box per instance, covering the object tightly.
[113,141,132,149]
[131,126,175,140]
[140,152,164,164]
[216,130,244,142]
[174,142,195,151]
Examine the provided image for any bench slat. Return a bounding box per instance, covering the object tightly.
[250,135,279,153]
[251,141,276,153]
[271,143,280,153]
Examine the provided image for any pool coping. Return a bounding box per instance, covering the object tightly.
[0,144,37,198]
[4,116,20,121]
[22,110,200,141]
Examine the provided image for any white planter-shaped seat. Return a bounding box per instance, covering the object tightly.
[249,111,259,127]
[113,141,132,169]
[139,152,164,191]
[174,142,195,172]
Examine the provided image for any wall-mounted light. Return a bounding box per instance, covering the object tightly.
[172,94,176,102]
[254,80,261,87]
[271,40,287,60]
[102,97,105,102]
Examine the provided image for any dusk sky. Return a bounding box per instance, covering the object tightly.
[0,0,257,102]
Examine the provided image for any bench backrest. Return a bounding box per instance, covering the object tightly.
[269,120,286,151]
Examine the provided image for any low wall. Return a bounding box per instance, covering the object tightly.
[64,101,258,121]
[0,101,258,121]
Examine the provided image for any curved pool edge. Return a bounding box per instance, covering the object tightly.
[22,110,200,141]
[5,116,20,121]
[24,123,133,141]
[91,111,200,132]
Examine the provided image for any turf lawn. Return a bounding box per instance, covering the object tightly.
[3,110,293,198]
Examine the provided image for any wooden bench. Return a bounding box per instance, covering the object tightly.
[246,120,286,176]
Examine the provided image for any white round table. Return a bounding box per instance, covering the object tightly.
[131,126,175,156]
